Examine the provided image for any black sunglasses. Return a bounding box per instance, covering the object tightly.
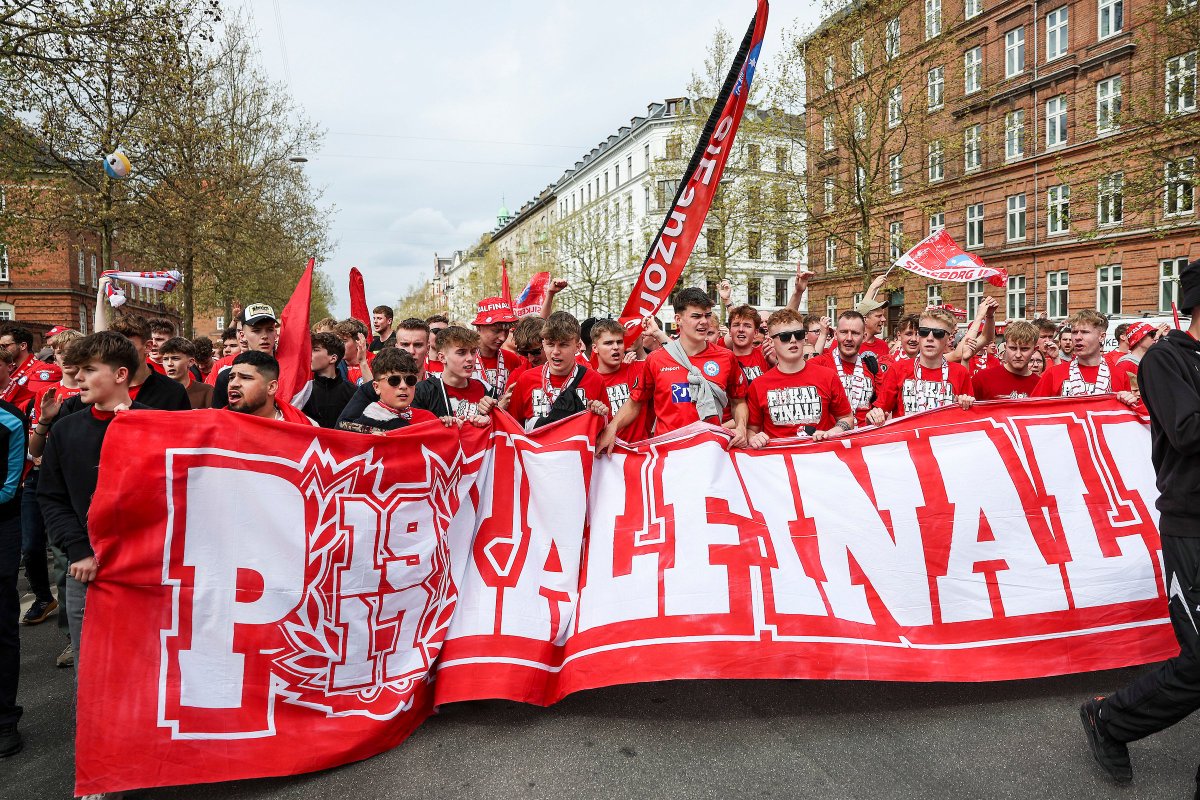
[917,327,950,340]
[806,328,821,335]
[518,349,542,358]
[770,329,806,343]
[382,374,418,387]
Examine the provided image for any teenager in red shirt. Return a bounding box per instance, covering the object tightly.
[410,326,495,424]
[973,320,1042,400]
[811,311,881,427]
[597,288,748,453]
[146,318,175,375]
[868,307,975,423]
[726,305,771,383]
[747,308,853,445]
[471,297,527,394]
[0,325,60,414]
[507,314,608,432]
[1111,322,1167,392]
[893,313,922,362]
[589,319,652,442]
[1033,309,1136,403]
[394,318,432,381]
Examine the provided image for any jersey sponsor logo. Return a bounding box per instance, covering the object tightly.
[702,360,720,377]
[766,386,823,426]
[38,370,51,380]
[670,382,692,403]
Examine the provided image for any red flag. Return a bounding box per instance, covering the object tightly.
[349,267,370,330]
[500,259,513,307]
[894,230,1008,288]
[513,272,551,318]
[616,0,769,345]
[275,257,314,407]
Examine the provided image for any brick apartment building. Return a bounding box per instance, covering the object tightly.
[804,0,1198,329]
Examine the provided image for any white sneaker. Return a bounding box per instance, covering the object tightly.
[80,793,124,799]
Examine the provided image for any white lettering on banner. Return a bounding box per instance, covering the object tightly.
[767,386,822,426]
[931,430,1069,622]
[1027,422,1160,607]
[177,467,305,713]
[663,210,686,237]
[797,445,933,626]
[714,115,733,141]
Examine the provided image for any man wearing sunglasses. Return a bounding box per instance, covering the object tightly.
[1111,322,1169,394]
[471,296,528,394]
[338,348,439,434]
[746,309,854,447]
[867,307,974,424]
[512,316,549,368]
[811,311,880,428]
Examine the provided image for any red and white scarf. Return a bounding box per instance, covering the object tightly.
[1062,358,1111,396]
[837,355,871,411]
[102,270,182,307]
[901,359,955,414]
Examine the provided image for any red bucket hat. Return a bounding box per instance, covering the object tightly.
[1125,321,1156,349]
[471,297,517,326]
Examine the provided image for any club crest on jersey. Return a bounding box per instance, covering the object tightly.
[17,376,27,386]
[702,360,720,377]
[38,370,51,380]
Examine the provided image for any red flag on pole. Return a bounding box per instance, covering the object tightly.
[616,0,769,345]
[514,272,551,318]
[501,259,513,307]
[349,267,370,331]
[275,257,315,407]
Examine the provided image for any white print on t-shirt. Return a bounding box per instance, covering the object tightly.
[447,396,480,418]
[531,388,588,420]
[901,379,956,413]
[606,382,631,414]
[741,364,763,382]
[767,386,823,427]
[837,356,871,410]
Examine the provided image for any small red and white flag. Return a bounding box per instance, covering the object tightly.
[513,272,551,318]
[894,230,1007,288]
[101,270,182,307]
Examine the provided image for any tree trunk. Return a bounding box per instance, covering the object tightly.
[182,246,195,337]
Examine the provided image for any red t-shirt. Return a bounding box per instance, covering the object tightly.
[441,379,490,419]
[860,337,891,362]
[972,364,1041,401]
[474,350,527,394]
[30,383,82,426]
[507,365,609,431]
[875,358,974,417]
[205,354,236,386]
[810,352,880,427]
[598,361,651,443]
[733,348,770,384]
[1103,350,1127,369]
[631,343,746,434]
[1033,359,1132,397]
[147,358,167,375]
[2,357,62,415]
[426,358,444,374]
[746,364,852,439]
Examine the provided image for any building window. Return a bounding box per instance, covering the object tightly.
[776,147,789,172]
[889,221,905,260]
[855,166,866,197]
[851,39,864,77]
[886,17,901,59]
[964,124,981,171]
[1005,28,1025,78]
[1096,77,1122,134]
[1097,173,1124,226]
[928,140,945,182]
[826,295,838,319]
[824,55,836,90]
[854,231,865,268]
[822,117,835,151]
[966,203,984,248]
[1166,52,1197,114]
[748,230,762,260]
[747,278,761,306]
[1097,265,1122,314]
[928,66,945,109]
[0,245,7,282]
[604,172,609,193]
[965,0,983,18]
[1046,7,1069,62]
[1007,194,1027,241]
[643,185,650,212]
[927,284,943,307]
[644,143,650,169]
[1007,275,1027,319]
[825,236,838,272]
[775,278,789,307]
[1165,157,1196,216]
[706,228,724,257]
[1161,257,1187,311]
[964,47,982,94]
[926,0,942,39]
[1098,0,1123,39]
[966,280,985,318]
[853,104,866,139]
[614,164,620,187]
[0,303,14,321]
[889,154,903,194]
[746,143,761,169]
[1005,110,1025,160]
[823,177,835,212]
[78,304,87,333]
[626,194,633,224]
[775,233,789,261]
[853,292,865,310]
[656,179,679,209]
[89,254,97,289]
[929,211,946,234]
[1048,185,1071,234]
[77,251,85,284]
[888,86,903,127]
[1047,270,1070,318]
[1046,95,1068,148]
[627,154,633,177]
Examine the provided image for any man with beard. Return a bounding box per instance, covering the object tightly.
[811,311,881,427]
[225,351,315,425]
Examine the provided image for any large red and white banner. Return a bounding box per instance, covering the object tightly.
[76,398,1175,794]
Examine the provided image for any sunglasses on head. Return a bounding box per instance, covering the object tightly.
[917,327,950,340]
[770,329,806,343]
[382,374,418,388]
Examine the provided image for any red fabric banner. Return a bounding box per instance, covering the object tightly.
[76,397,1173,794]
[616,0,768,344]
[348,266,371,331]
[514,271,551,318]
[500,258,513,307]
[275,258,315,406]
[895,230,1008,288]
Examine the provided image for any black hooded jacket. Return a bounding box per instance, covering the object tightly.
[1137,329,1200,534]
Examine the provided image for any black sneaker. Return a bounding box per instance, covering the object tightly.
[20,598,57,625]
[1080,696,1132,783]
[0,723,22,758]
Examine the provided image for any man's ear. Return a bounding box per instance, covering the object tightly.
[267,378,279,397]
[115,366,129,385]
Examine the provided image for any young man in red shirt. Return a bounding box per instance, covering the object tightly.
[338,348,438,434]
[1111,322,1166,392]
[1033,309,1136,402]
[159,337,213,409]
[868,307,975,423]
[424,315,449,375]
[893,313,922,362]
[146,318,175,374]
[855,298,892,362]
[394,318,432,381]
[747,309,854,446]
[811,311,881,427]
[507,315,609,432]
[471,297,527,394]
[590,319,651,443]
[410,326,495,425]
[973,320,1042,400]
[597,287,748,453]
[726,305,771,383]
[0,325,60,414]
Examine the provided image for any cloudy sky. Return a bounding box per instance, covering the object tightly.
[239,0,822,315]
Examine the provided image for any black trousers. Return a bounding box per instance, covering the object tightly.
[0,514,21,726]
[1105,529,1200,742]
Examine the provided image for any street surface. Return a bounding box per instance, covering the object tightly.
[11,587,1200,800]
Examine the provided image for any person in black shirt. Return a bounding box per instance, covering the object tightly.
[303,332,355,428]
[1080,258,1200,787]
[369,305,397,353]
[338,348,438,434]
[0,393,28,757]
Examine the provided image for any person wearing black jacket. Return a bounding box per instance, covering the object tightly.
[1080,258,1200,788]
[302,332,355,428]
[0,397,28,757]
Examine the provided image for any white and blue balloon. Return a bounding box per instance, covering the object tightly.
[104,151,132,179]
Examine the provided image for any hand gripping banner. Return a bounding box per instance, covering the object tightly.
[77,398,1174,793]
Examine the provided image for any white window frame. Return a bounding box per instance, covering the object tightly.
[1047,270,1070,318]
[1005,109,1025,160]
[1165,52,1197,115]
[1161,257,1187,312]
[1007,275,1027,319]
[77,251,85,284]
[1098,0,1123,39]
[825,236,838,273]
[964,124,982,171]
[1048,185,1071,235]
[823,177,835,212]
[929,211,946,234]
[824,56,835,90]
[964,47,983,94]
[1096,76,1122,134]
[823,117,835,151]
[965,0,983,19]
[889,221,905,260]
[928,140,945,182]
[851,38,865,77]
[853,105,866,140]
[78,304,87,333]
[1046,7,1069,62]
[826,295,838,319]
[1005,28,1025,78]
[1165,157,1196,216]
[0,245,8,282]
[1046,95,1068,148]
[886,17,901,60]
[0,302,14,321]
[966,203,985,248]
[966,280,985,318]
[888,86,903,128]
[1097,172,1124,227]
[1096,265,1122,315]
[889,153,903,194]
[928,66,945,110]
[1007,194,1027,241]
[926,0,942,39]
[927,284,943,307]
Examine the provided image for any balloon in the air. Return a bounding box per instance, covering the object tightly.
[103,151,132,179]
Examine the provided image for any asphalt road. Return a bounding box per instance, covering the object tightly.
[10,587,1200,800]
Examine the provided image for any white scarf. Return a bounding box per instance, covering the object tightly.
[1062,358,1111,396]
[837,355,871,410]
[102,270,182,307]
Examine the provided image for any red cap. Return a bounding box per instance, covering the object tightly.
[44,325,70,338]
[1125,322,1156,349]
[471,297,517,326]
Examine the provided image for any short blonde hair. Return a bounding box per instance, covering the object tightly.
[1004,320,1038,346]
[1067,309,1107,332]
[919,308,958,331]
[48,329,84,351]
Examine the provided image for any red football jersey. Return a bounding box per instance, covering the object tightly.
[507,365,609,431]
[205,354,236,386]
[29,382,82,426]
[860,337,891,362]
[810,352,879,427]
[631,343,746,434]
[442,380,490,419]
[598,361,651,443]
[733,348,770,384]
[972,364,1041,401]
[746,364,852,439]
[875,358,974,417]
[2,357,62,415]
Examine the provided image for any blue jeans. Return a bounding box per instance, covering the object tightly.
[20,469,52,604]
[0,514,22,726]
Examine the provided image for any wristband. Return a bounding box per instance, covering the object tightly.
[836,420,853,432]
[33,424,48,436]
